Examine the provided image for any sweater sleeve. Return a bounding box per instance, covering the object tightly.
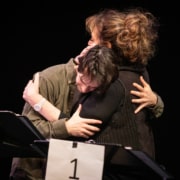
[79,80,125,126]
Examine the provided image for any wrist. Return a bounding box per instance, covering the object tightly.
[33,97,46,112]
[29,94,43,106]
[152,93,158,106]
[65,121,71,136]
[149,93,158,109]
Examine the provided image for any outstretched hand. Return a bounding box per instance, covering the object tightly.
[65,104,102,138]
[130,76,157,114]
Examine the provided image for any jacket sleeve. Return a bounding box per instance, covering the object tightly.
[148,93,164,118]
[21,63,73,139]
[22,101,70,140]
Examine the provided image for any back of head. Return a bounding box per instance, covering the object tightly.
[86,8,159,66]
[78,45,119,94]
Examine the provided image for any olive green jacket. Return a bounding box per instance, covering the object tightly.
[22,58,76,139]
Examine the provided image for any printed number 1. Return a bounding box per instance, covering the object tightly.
[69,158,79,179]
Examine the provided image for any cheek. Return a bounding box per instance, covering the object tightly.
[76,76,85,90]
[76,75,81,85]
[76,83,87,93]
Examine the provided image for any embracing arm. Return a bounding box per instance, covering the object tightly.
[130,76,164,118]
[24,44,95,121]
[23,72,61,122]
[75,45,164,118]
[23,73,101,139]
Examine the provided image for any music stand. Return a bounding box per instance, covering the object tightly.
[0,110,46,157]
[0,110,175,179]
[33,140,175,180]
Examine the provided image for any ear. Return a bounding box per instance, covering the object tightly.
[104,41,112,48]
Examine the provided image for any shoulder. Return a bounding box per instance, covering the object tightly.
[41,58,73,75]
[39,58,75,83]
[107,79,125,99]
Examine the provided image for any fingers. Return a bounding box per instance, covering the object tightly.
[134,105,143,114]
[132,76,149,91]
[74,104,82,115]
[81,44,96,54]
[23,80,33,95]
[132,76,155,114]
[131,98,142,103]
[130,90,142,97]
[77,104,82,111]
[69,104,102,138]
[84,123,100,131]
[139,76,148,87]
[24,73,39,92]
[75,45,96,61]
[83,118,102,125]
[26,80,33,88]
[134,103,147,114]
[68,123,100,139]
[79,121,101,138]
[132,82,143,91]
[131,95,147,103]
[33,72,39,90]
[78,124,100,138]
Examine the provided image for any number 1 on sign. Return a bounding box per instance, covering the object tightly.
[69,158,79,180]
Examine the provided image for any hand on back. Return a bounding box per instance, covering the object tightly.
[131,76,157,114]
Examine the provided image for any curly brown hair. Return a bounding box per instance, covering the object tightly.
[86,8,159,65]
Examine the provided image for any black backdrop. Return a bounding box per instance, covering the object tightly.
[1,0,179,179]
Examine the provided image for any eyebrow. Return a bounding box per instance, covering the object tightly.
[80,74,99,89]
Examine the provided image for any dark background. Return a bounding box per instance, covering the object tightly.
[1,0,179,179]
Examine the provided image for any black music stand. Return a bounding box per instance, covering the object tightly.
[33,140,175,180]
[0,110,46,157]
[0,110,175,179]
[102,143,175,180]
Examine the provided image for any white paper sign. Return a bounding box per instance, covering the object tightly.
[45,139,105,180]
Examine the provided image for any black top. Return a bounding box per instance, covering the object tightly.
[70,65,155,159]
